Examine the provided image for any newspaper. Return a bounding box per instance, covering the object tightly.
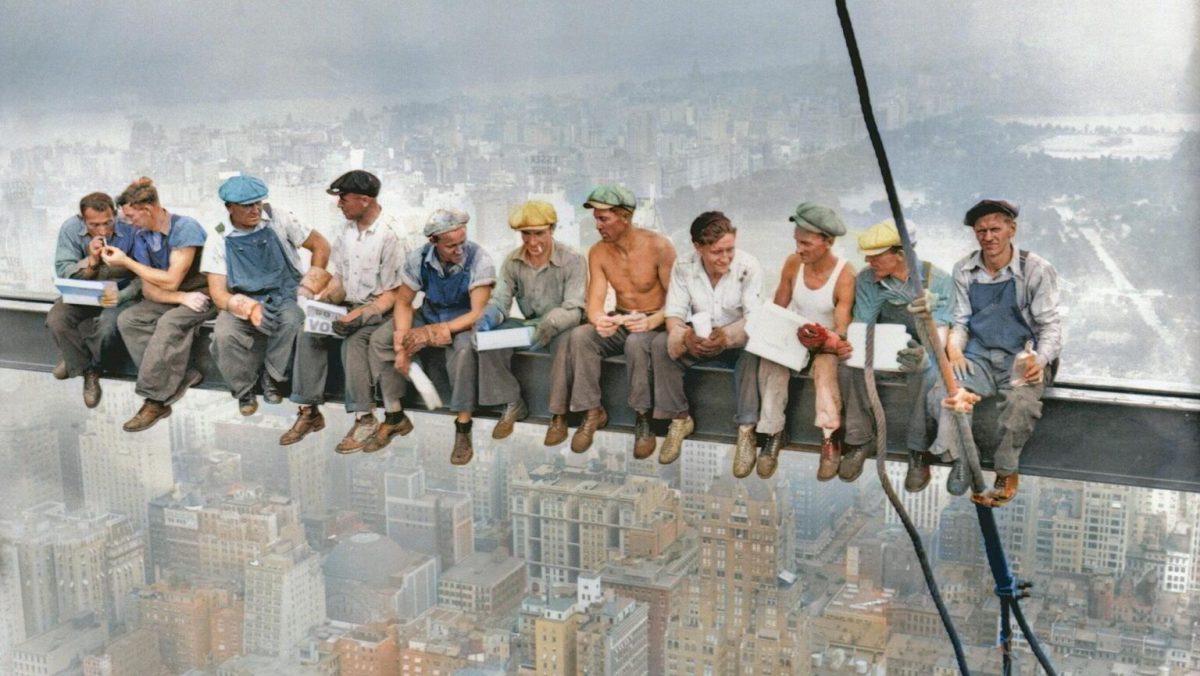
[299,297,348,337]
[745,303,812,372]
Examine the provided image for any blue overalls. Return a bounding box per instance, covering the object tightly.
[210,223,305,397]
[413,242,480,413]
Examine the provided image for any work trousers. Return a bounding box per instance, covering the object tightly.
[290,308,389,411]
[927,348,1046,475]
[757,352,841,436]
[370,317,477,413]
[649,333,759,426]
[210,300,304,399]
[46,299,129,377]
[476,319,570,407]
[117,298,216,401]
[841,360,938,452]
[562,323,659,414]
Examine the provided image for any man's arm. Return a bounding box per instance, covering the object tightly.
[391,284,419,374]
[832,264,855,337]
[54,222,96,280]
[1025,257,1062,372]
[103,246,197,291]
[206,273,232,310]
[447,285,493,334]
[301,230,331,269]
[773,255,799,308]
[584,247,610,325]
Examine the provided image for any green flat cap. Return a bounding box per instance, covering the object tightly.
[789,202,846,237]
[583,184,637,210]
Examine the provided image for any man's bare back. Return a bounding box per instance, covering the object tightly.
[591,228,673,313]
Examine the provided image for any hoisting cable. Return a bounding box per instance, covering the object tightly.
[835,2,1058,673]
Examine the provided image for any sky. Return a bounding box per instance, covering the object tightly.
[0,0,1194,111]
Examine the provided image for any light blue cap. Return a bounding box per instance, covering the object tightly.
[218,175,269,205]
[425,208,470,237]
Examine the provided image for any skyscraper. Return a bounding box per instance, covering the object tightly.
[242,545,325,658]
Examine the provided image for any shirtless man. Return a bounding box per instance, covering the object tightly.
[755,203,855,479]
[547,184,675,458]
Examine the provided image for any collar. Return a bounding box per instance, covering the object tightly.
[966,245,1022,278]
[345,210,384,236]
[422,241,467,275]
[511,240,564,269]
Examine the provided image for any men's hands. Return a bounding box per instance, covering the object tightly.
[296,286,315,300]
[393,350,411,376]
[401,323,452,355]
[333,313,364,337]
[179,291,211,314]
[623,312,651,333]
[833,339,853,361]
[798,323,830,350]
[907,290,937,320]
[1023,353,1047,384]
[682,327,704,357]
[692,326,727,359]
[87,237,106,266]
[532,320,557,348]
[896,340,927,373]
[947,344,974,381]
[593,314,620,338]
[475,305,504,332]
[252,300,280,336]
[100,246,128,267]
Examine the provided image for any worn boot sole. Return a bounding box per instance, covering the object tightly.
[363,416,415,453]
[123,406,172,432]
[570,410,608,454]
[492,401,529,440]
[280,415,326,446]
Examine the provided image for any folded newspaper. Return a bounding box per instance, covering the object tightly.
[55,277,117,306]
[474,326,533,351]
[298,297,348,337]
[745,303,811,372]
[407,362,443,409]
[846,322,909,372]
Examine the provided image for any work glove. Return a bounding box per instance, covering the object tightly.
[532,308,578,348]
[896,340,928,373]
[798,323,831,350]
[254,298,281,336]
[475,305,505,332]
[947,345,975,381]
[298,267,331,300]
[333,306,379,337]
[906,290,938,320]
[683,327,705,358]
[402,322,452,355]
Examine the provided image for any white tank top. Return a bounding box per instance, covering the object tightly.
[788,258,846,329]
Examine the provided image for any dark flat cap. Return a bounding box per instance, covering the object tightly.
[327,170,381,198]
[964,199,1019,226]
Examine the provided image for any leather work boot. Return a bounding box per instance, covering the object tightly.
[336,414,378,454]
[972,473,1020,508]
[260,371,283,405]
[544,415,569,446]
[756,432,785,479]
[570,407,608,454]
[904,451,932,493]
[658,416,693,465]
[52,360,69,380]
[633,411,657,460]
[451,420,474,466]
[166,368,204,406]
[732,425,758,478]
[816,435,841,481]
[946,457,970,496]
[492,398,529,440]
[279,407,325,445]
[363,413,414,453]
[238,393,259,417]
[838,443,871,483]
[123,399,172,432]
[82,369,102,409]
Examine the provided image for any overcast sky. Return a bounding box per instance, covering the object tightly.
[0,0,1194,111]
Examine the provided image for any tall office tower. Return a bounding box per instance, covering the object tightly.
[384,463,475,568]
[510,463,684,590]
[135,583,243,673]
[599,535,698,676]
[680,440,729,518]
[1082,484,1133,575]
[147,484,305,585]
[323,532,439,624]
[993,476,1038,574]
[81,626,165,676]
[79,400,174,529]
[348,455,391,533]
[5,503,144,637]
[438,550,526,619]
[884,461,949,534]
[0,371,64,515]
[242,544,326,658]
[575,597,651,676]
[533,598,582,676]
[780,454,856,562]
[666,477,805,676]
[214,417,330,521]
[0,536,25,674]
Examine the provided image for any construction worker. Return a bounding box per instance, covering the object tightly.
[201,175,331,440]
[550,184,676,459]
[46,191,140,408]
[295,170,413,454]
[927,200,1062,506]
[651,211,762,473]
[105,177,216,432]
[839,220,955,491]
[368,208,496,464]
[474,200,586,440]
[756,203,855,479]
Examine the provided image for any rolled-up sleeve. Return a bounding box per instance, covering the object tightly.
[468,247,496,290]
[488,258,517,317]
[950,260,972,339]
[560,253,587,314]
[739,257,763,319]
[1025,257,1063,363]
[54,219,88,279]
[399,249,425,292]
[851,271,881,323]
[928,268,956,327]
[664,259,691,321]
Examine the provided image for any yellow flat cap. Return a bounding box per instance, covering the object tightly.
[508,200,558,230]
[857,219,917,256]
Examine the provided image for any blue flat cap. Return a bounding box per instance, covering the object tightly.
[218,175,269,205]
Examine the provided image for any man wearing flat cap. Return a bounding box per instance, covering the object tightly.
[551,184,675,459]
[291,170,413,453]
[925,199,1062,506]
[755,203,856,479]
[368,207,496,464]
[202,174,331,441]
[838,219,956,492]
[472,200,586,439]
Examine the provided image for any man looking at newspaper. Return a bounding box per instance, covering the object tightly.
[755,203,855,479]
[293,170,412,453]
[473,200,586,440]
[201,175,331,441]
[47,191,139,408]
[553,184,676,458]
[368,208,496,464]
